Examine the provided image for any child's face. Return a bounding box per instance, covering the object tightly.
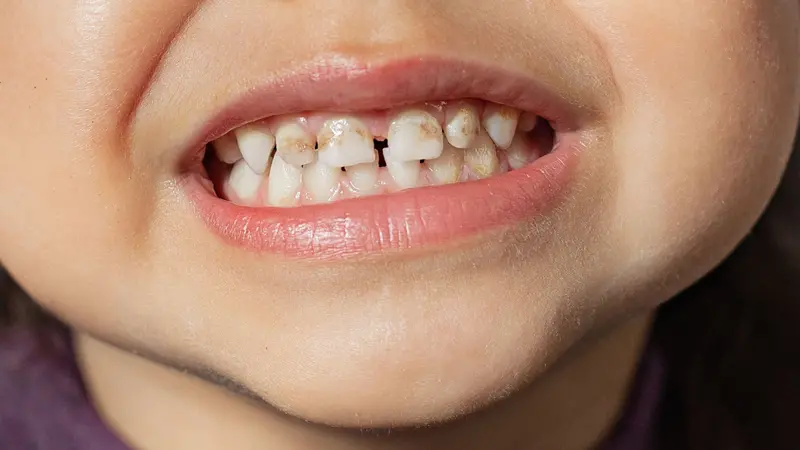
[1,0,798,427]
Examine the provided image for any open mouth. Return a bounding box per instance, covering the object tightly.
[180,57,584,260]
[204,102,555,207]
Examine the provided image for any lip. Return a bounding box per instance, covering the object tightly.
[180,56,587,260]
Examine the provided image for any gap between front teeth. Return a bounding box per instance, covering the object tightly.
[214,100,546,208]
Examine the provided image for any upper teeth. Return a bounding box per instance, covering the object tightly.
[234,123,275,174]
[317,117,376,167]
[210,100,545,208]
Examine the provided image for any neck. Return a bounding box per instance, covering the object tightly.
[75,314,653,450]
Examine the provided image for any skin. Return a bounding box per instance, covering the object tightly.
[1,1,799,449]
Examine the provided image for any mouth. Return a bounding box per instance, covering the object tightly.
[180,56,585,260]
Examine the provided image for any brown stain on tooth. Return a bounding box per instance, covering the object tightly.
[280,138,313,153]
[419,120,441,140]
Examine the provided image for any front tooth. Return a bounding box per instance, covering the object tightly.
[267,153,303,207]
[227,159,266,205]
[212,133,243,164]
[276,122,316,167]
[425,143,464,185]
[346,152,380,196]
[482,104,520,150]
[303,161,342,204]
[506,134,534,170]
[386,109,444,161]
[317,117,375,167]
[234,124,275,174]
[386,157,421,190]
[444,102,480,149]
[465,132,500,179]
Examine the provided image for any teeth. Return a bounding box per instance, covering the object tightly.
[212,133,243,164]
[346,151,380,196]
[267,153,303,207]
[465,132,500,179]
[506,134,535,170]
[317,117,376,167]
[425,143,464,185]
[482,104,520,150]
[386,156,421,190]
[444,102,480,149]
[518,112,538,133]
[303,161,342,204]
[227,159,265,205]
[386,109,444,162]
[276,122,316,167]
[234,124,275,174]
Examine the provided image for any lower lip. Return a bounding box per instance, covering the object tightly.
[182,138,579,261]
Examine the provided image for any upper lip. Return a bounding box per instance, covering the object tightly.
[178,54,596,168]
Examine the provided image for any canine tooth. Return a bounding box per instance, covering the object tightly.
[482,104,520,150]
[465,133,500,179]
[317,117,375,167]
[234,124,275,174]
[227,159,265,204]
[303,161,342,203]
[426,143,464,185]
[267,153,303,207]
[386,157,421,190]
[506,134,534,170]
[346,152,380,196]
[212,133,242,164]
[444,102,480,149]
[386,109,444,161]
[276,122,316,167]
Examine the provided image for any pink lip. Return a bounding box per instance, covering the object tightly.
[181,56,585,260]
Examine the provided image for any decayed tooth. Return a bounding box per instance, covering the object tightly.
[506,134,535,170]
[482,104,520,150]
[303,161,342,204]
[227,159,266,204]
[386,109,444,161]
[234,124,275,174]
[346,152,380,196]
[212,133,243,164]
[444,102,480,149]
[386,156,421,190]
[465,132,500,179]
[425,143,465,185]
[317,117,375,167]
[276,122,316,167]
[267,153,303,207]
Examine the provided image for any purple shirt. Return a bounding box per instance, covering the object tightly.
[0,329,663,449]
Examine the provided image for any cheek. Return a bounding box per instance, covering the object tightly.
[580,0,800,281]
